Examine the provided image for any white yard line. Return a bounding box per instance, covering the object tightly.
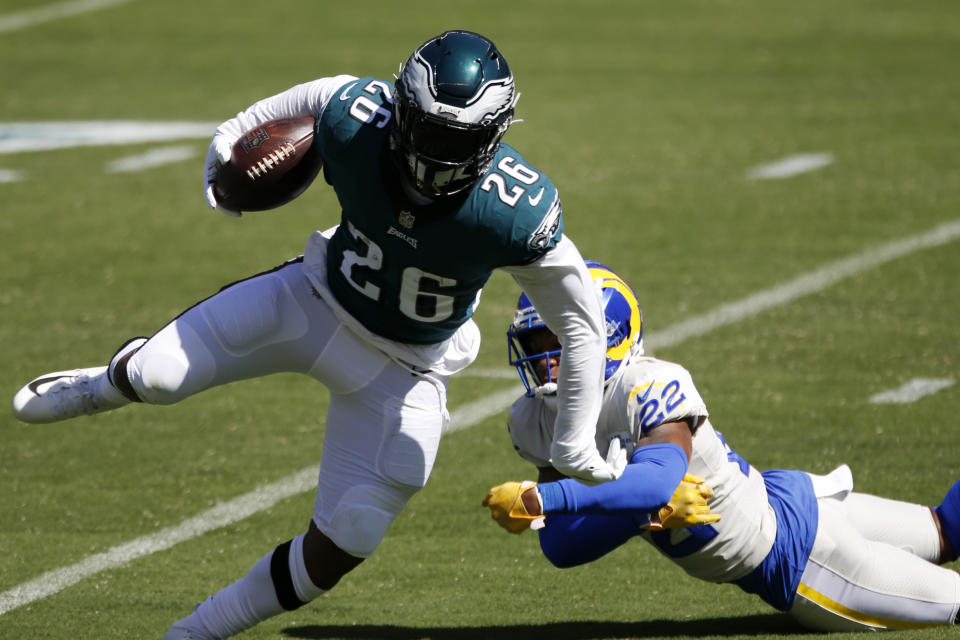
[2,218,958,615]
[0,122,217,154]
[747,153,834,180]
[105,145,198,173]
[0,470,317,616]
[446,386,525,433]
[0,169,25,183]
[647,219,960,350]
[869,378,955,405]
[0,0,134,33]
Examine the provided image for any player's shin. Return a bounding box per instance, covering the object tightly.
[164,533,326,639]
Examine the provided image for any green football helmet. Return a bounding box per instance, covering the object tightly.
[391,30,517,198]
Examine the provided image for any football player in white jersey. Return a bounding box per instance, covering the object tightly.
[484,260,960,631]
[11,32,617,639]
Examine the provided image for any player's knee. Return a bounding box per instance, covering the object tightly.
[327,504,394,558]
[324,485,406,558]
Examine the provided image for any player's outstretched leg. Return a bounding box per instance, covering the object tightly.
[11,337,146,424]
[935,479,960,563]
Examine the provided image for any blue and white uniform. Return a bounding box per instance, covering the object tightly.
[508,351,960,631]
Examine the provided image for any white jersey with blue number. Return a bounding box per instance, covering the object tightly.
[508,354,776,583]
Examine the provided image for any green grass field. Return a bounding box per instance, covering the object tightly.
[2,0,958,638]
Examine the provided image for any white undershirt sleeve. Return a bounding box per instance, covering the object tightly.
[211,75,359,142]
[503,235,619,484]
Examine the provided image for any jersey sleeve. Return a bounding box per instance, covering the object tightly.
[619,359,708,437]
[502,236,610,482]
[485,145,564,266]
[509,186,563,264]
[210,75,359,144]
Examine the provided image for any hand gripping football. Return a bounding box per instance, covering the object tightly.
[212,116,322,212]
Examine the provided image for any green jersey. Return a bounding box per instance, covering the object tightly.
[317,77,563,344]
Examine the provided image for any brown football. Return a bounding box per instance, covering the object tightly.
[212,116,322,212]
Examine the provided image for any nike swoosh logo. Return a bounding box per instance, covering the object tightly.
[339,82,358,101]
[527,187,545,207]
[28,375,68,396]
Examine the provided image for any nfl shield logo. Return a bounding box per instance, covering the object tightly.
[398,211,415,229]
[241,127,270,151]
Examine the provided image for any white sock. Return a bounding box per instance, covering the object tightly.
[168,536,325,639]
[93,369,130,408]
[178,553,283,639]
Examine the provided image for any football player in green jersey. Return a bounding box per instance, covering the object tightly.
[13,31,616,638]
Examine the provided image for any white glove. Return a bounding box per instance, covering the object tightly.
[202,134,241,217]
[552,448,622,485]
[604,432,635,478]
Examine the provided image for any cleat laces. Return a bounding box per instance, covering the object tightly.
[46,373,103,419]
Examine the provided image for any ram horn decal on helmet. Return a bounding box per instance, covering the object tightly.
[507,260,644,396]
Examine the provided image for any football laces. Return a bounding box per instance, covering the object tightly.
[245,142,297,180]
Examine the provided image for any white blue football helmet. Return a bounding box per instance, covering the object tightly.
[391,30,517,198]
[508,260,644,396]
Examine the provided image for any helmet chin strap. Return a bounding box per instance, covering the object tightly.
[534,382,559,411]
[534,382,558,400]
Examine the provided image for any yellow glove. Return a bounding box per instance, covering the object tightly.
[642,474,721,531]
[481,480,546,534]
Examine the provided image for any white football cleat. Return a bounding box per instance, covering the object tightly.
[12,366,129,424]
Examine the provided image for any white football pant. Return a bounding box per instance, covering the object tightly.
[790,492,960,630]
[121,259,449,558]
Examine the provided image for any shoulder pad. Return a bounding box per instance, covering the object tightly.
[616,358,708,436]
[472,144,564,261]
[507,396,553,467]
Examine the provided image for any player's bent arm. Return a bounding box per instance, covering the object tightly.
[505,237,610,483]
[203,75,357,213]
[530,425,694,565]
[531,420,692,517]
[216,75,358,141]
[637,418,696,461]
[522,422,694,517]
[485,422,712,534]
[538,441,689,517]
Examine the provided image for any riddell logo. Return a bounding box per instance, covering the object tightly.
[431,104,463,120]
[241,128,270,151]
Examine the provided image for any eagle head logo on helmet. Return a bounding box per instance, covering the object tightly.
[390,30,518,199]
